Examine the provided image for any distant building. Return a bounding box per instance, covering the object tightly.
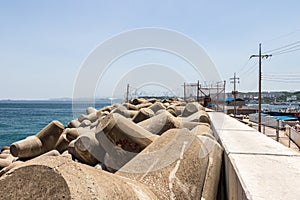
[225,97,245,106]
[287,95,297,102]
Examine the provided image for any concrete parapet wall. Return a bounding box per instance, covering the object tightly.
[209,112,300,200]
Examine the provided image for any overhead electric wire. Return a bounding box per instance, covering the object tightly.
[263,77,300,81]
[262,78,300,83]
[239,60,258,78]
[263,75,300,79]
[264,40,300,54]
[263,73,300,76]
[272,47,300,56]
[236,59,251,75]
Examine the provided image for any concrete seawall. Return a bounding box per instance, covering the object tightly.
[209,112,300,200]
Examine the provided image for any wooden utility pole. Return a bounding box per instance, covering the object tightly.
[197,80,200,102]
[126,84,129,102]
[183,82,186,101]
[250,43,272,132]
[230,73,239,117]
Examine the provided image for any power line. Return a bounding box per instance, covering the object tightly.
[239,61,258,78]
[272,47,300,56]
[271,43,300,53]
[262,78,300,83]
[236,59,251,75]
[262,75,300,79]
[263,29,300,44]
[263,73,300,76]
[264,40,300,54]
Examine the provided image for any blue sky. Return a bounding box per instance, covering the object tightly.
[1,1,300,99]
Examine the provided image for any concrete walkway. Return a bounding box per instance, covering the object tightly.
[242,119,300,152]
[210,112,300,200]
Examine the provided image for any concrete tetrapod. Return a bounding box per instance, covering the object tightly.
[55,132,70,153]
[0,156,158,200]
[122,102,138,110]
[132,108,154,123]
[135,102,152,110]
[200,135,222,200]
[86,107,97,115]
[130,97,148,105]
[0,161,23,177]
[116,128,222,200]
[111,106,138,118]
[103,145,136,173]
[138,110,180,135]
[1,146,10,152]
[96,113,158,153]
[191,124,213,136]
[181,110,210,124]
[148,102,165,113]
[10,120,65,158]
[95,113,159,172]
[65,127,90,141]
[73,132,106,166]
[179,121,210,130]
[191,124,223,200]
[0,154,16,169]
[67,119,81,128]
[78,112,98,123]
[181,102,204,117]
[181,102,201,117]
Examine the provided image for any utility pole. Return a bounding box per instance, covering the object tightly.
[126,83,129,102]
[183,82,186,101]
[230,73,239,117]
[250,43,272,132]
[197,80,200,102]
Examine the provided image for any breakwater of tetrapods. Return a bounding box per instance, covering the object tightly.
[0,98,223,200]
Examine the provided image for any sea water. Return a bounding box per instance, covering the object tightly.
[0,100,110,148]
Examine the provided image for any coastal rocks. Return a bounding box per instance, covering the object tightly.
[116,128,223,199]
[0,156,158,200]
[10,120,64,158]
